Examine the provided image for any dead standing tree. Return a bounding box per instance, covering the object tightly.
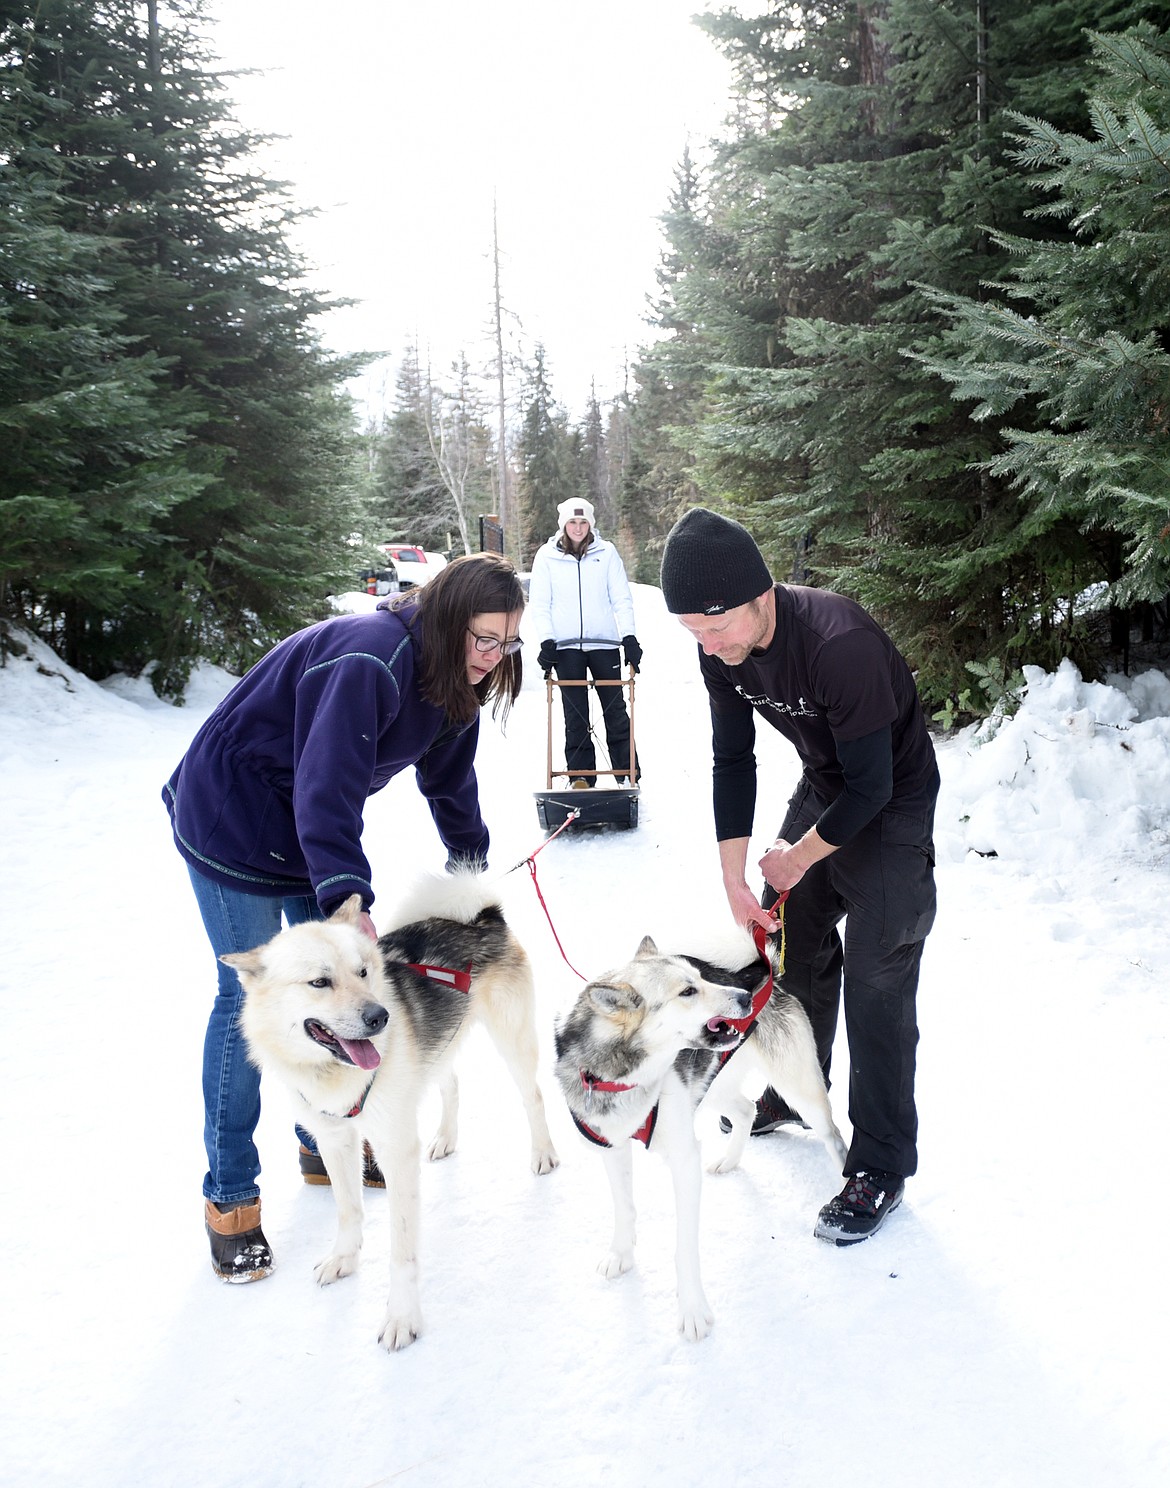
[422,355,494,556]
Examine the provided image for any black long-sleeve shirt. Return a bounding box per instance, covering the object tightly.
[700,585,938,845]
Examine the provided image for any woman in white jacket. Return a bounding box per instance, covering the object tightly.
[528,498,642,786]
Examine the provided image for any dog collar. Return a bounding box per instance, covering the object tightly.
[579,1069,638,1098]
[342,1075,377,1118]
[298,1071,377,1121]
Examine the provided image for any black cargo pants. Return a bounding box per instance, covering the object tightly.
[554,647,639,784]
[762,774,938,1178]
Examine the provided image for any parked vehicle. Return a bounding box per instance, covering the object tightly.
[357,567,397,597]
[378,544,448,591]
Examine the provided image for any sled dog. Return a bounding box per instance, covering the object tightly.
[231,874,559,1351]
[554,930,845,1341]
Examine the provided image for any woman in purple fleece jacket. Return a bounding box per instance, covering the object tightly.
[164,553,525,1282]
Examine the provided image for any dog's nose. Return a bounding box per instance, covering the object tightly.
[361,1001,389,1034]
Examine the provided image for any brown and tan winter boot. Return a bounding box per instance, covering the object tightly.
[298,1143,331,1186]
[298,1141,385,1188]
[205,1198,274,1283]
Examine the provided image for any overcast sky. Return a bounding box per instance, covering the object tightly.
[206,1,734,421]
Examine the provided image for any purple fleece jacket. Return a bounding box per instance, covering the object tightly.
[162,601,488,913]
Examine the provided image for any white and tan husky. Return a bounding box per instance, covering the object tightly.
[554,930,845,1341]
[230,874,559,1351]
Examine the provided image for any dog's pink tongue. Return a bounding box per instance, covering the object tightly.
[339,1038,381,1070]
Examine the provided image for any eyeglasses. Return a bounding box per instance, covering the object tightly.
[468,630,523,656]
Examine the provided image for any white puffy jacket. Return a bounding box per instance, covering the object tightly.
[528,533,636,650]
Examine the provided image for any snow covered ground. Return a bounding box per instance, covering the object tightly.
[2,585,1167,1488]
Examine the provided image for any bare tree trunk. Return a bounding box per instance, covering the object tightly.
[857,2,892,136]
[146,0,161,82]
[422,364,474,554]
[492,198,510,558]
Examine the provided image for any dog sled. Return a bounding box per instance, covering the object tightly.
[533,666,640,832]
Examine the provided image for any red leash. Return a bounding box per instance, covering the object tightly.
[526,856,587,980]
[759,890,788,977]
[715,892,789,1064]
[510,817,788,991]
[509,810,589,981]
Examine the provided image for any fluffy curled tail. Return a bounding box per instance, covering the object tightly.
[377,868,504,933]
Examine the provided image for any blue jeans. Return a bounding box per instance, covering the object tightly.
[187,865,322,1205]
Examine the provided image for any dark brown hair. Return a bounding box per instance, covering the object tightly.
[557,526,592,559]
[392,552,525,725]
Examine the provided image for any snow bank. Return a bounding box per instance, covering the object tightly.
[937,657,1170,868]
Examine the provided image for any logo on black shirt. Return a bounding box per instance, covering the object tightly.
[735,685,819,720]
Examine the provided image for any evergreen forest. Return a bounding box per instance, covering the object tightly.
[3,1,1169,714]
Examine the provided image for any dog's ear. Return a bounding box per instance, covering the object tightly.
[329,895,364,926]
[586,980,644,1017]
[220,949,263,979]
[634,935,658,958]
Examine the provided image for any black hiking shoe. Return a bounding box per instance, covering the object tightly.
[299,1141,385,1188]
[814,1170,905,1246]
[205,1199,274,1283]
[719,1086,809,1136]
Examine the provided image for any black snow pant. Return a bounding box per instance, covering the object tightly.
[761,774,938,1178]
[553,647,639,783]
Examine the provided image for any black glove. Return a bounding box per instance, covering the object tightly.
[622,635,642,673]
[538,639,558,676]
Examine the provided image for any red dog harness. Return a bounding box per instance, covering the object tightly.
[324,958,475,1119]
[571,1071,659,1149]
[570,901,786,1149]
[404,960,473,993]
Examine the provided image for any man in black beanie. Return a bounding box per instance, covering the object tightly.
[660,507,939,1245]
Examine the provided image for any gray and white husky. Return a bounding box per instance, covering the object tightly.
[554,930,845,1341]
[230,873,559,1351]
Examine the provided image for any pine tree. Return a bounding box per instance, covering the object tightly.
[603,385,640,573]
[622,148,709,582]
[579,387,611,528]
[421,353,497,555]
[1,0,369,689]
[0,150,204,645]
[919,27,1170,655]
[370,346,451,545]
[514,346,576,563]
[627,0,1169,706]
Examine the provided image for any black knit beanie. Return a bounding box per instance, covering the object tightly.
[660,508,774,615]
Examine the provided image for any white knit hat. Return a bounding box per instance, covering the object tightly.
[556,498,596,532]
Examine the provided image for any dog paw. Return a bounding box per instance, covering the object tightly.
[531,1145,560,1176]
[599,1249,634,1280]
[314,1252,359,1286]
[678,1296,715,1342]
[379,1308,423,1351]
[426,1134,456,1162]
[707,1151,741,1175]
